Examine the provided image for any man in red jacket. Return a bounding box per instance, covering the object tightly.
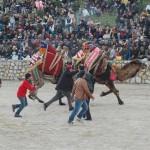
[12,73,36,117]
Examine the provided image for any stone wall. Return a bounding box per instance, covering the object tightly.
[0,60,149,84]
[0,60,30,80]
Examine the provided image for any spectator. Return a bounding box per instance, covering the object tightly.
[68,70,94,124]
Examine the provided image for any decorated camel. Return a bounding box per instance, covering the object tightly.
[27,42,65,102]
[73,43,147,105]
[93,59,147,105]
[28,42,148,105]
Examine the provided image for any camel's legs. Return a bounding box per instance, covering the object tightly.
[28,77,45,103]
[103,81,124,105]
[100,90,112,96]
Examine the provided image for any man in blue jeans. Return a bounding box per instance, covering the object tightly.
[74,64,95,120]
[12,73,36,117]
[68,71,94,124]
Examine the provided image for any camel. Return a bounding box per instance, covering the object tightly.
[28,43,148,105]
[92,59,147,105]
[31,59,147,105]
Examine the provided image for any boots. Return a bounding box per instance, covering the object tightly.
[59,98,66,105]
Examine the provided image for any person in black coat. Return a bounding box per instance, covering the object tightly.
[83,72,95,120]
[44,62,78,111]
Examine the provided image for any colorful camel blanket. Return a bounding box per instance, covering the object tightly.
[28,51,43,72]
[28,42,48,72]
[72,50,85,64]
[84,47,103,71]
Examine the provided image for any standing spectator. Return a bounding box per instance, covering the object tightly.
[68,71,94,124]
[65,15,73,33]
[82,7,90,17]
[9,14,15,29]
[12,73,36,117]
[75,64,95,121]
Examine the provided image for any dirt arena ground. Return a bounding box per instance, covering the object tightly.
[0,81,150,150]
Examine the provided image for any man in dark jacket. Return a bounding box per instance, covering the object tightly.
[83,72,95,120]
[44,62,78,111]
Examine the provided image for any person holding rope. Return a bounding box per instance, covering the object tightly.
[49,45,70,106]
[43,62,78,111]
[12,73,37,118]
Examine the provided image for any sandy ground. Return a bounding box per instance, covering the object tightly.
[0,81,150,150]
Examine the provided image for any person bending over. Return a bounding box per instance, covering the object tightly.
[12,73,36,117]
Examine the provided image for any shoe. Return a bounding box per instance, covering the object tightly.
[59,102,66,106]
[43,103,47,111]
[68,121,74,125]
[14,114,22,118]
[85,118,92,121]
[12,105,15,112]
[69,107,74,111]
[76,117,83,122]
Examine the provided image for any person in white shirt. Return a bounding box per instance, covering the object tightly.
[9,14,15,29]
[82,8,90,17]
[12,51,18,60]
[65,16,73,33]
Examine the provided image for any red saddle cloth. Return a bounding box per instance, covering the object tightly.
[39,48,63,77]
[84,47,103,71]
[109,69,117,81]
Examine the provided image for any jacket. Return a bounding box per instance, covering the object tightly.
[84,72,95,93]
[56,70,78,91]
[75,71,95,93]
[72,78,93,100]
[17,80,36,97]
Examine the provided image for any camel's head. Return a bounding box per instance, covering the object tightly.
[141,62,147,70]
[131,59,147,70]
[139,60,147,70]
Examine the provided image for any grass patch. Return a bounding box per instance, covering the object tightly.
[141,0,149,7]
[91,11,116,27]
[91,0,150,27]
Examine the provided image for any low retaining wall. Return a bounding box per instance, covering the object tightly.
[0,60,30,80]
[0,60,150,83]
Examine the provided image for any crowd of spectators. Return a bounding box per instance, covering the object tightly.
[0,0,149,61]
